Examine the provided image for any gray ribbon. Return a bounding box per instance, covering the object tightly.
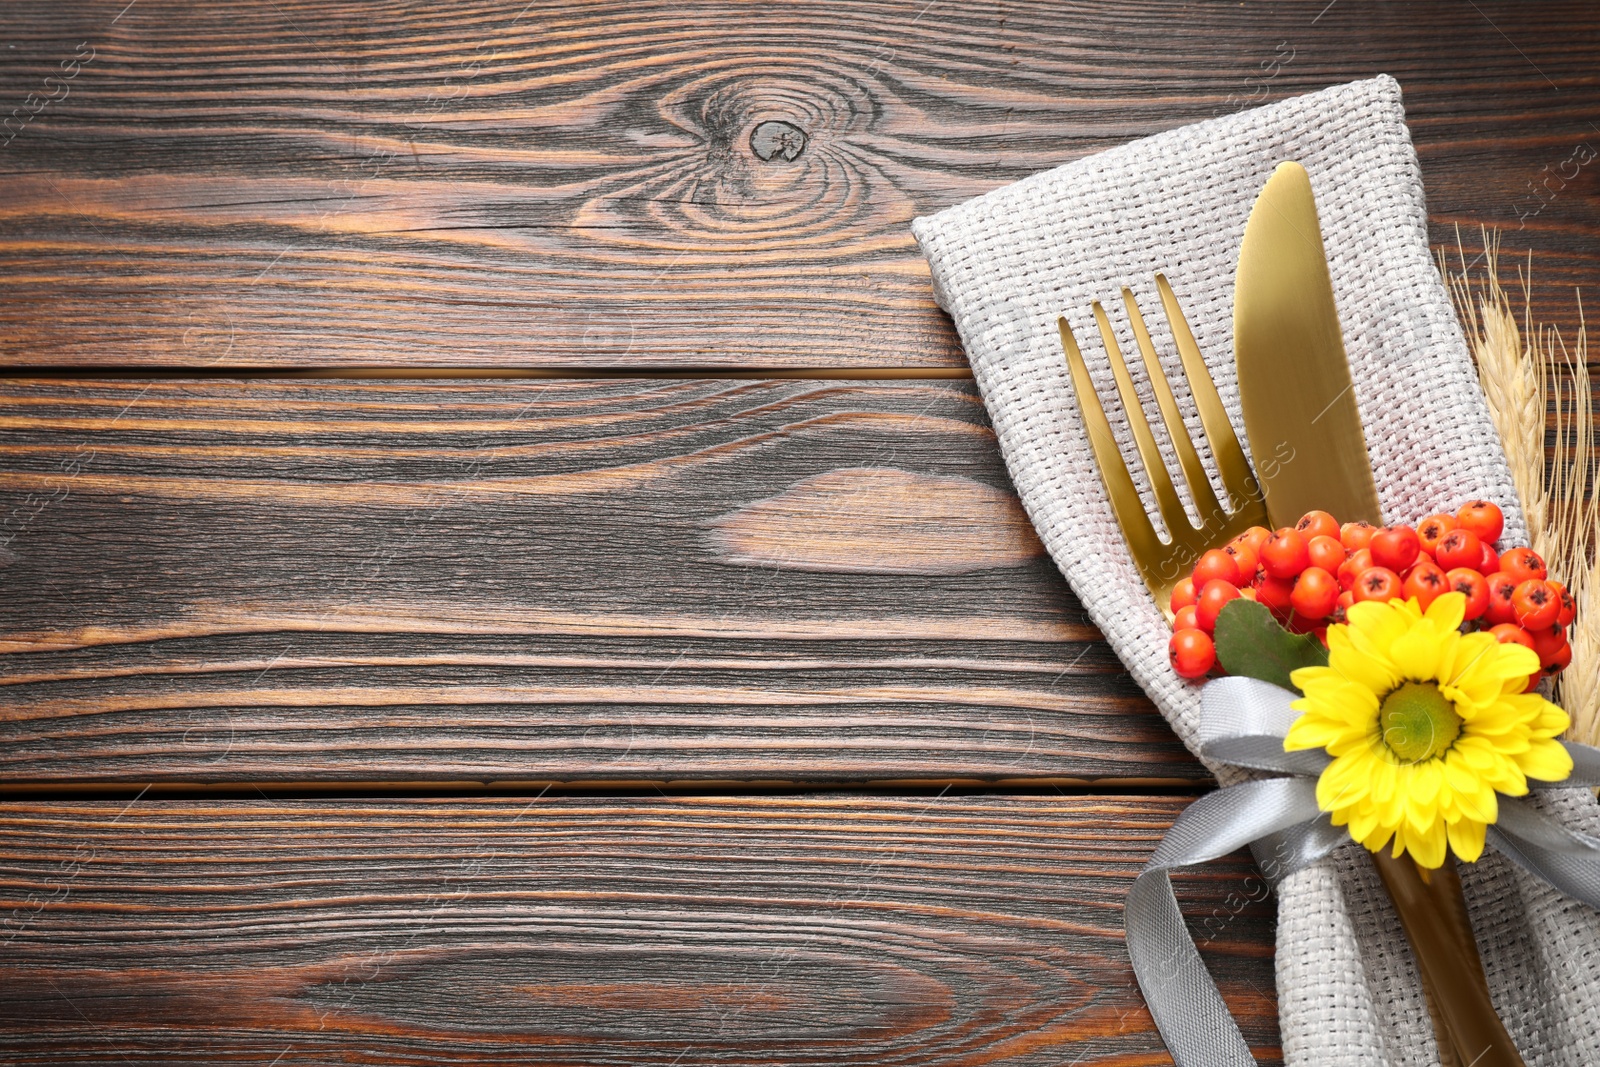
[1129,676,1600,1067]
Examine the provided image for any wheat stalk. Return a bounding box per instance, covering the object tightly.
[1447,230,1598,743]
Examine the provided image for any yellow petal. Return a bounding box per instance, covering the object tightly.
[1447,818,1487,862]
[1517,738,1574,783]
[1388,625,1444,682]
[1424,591,1467,633]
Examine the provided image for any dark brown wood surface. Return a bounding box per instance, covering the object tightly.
[0,796,1280,1065]
[9,2,1599,1060]
[0,377,1202,788]
[0,0,1595,367]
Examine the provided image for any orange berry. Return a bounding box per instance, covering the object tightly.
[1239,526,1272,554]
[1477,541,1500,575]
[1223,540,1259,583]
[1255,574,1295,615]
[1543,640,1573,674]
[1370,526,1420,573]
[1456,499,1504,544]
[1290,566,1340,618]
[1337,547,1373,591]
[1551,581,1576,627]
[1170,578,1197,614]
[1502,547,1547,584]
[1512,579,1560,629]
[1173,604,1202,633]
[1295,510,1341,542]
[1529,622,1568,666]
[1306,535,1345,573]
[1194,579,1241,631]
[1193,549,1240,589]
[1339,521,1378,551]
[1434,528,1482,571]
[1353,566,1402,604]
[1402,560,1449,610]
[1489,622,1536,650]
[1261,528,1310,579]
[1169,628,1216,679]
[1484,572,1519,626]
[1446,568,1490,621]
[1416,514,1457,555]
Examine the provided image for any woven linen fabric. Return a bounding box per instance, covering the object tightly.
[911,75,1600,1065]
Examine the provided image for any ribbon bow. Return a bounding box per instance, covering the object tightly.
[1128,675,1600,1067]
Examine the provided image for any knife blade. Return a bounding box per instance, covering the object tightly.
[1233,160,1383,529]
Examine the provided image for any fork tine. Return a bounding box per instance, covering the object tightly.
[1120,286,1226,528]
[1091,301,1195,541]
[1156,274,1261,514]
[1058,317,1166,564]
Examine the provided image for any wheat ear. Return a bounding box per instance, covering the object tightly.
[1446,229,1598,743]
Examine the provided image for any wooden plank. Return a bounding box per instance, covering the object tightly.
[0,0,1594,367]
[0,378,1201,787]
[0,795,1280,1065]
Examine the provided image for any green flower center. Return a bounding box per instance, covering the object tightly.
[1379,681,1462,763]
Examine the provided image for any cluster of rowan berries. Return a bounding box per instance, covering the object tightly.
[1166,499,1576,687]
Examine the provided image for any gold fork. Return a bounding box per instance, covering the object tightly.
[1058,273,1268,612]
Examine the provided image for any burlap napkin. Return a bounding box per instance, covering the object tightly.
[911,75,1600,1065]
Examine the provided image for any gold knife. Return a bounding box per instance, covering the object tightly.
[1233,161,1524,1067]
[1234,161,1382,528]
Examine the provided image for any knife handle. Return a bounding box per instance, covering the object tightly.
[1370,850,1525,1067]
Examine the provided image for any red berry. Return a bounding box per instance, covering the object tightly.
[1477,541,1500,576]
[1291,566,1340,618]
[1340,521,1378,551]
[1456,500,1504,544]
[1337,589,1355,613]
[1434,528,1482,571]
[1512,579,1561,629]
[1402,560,1449,610]
[1193,549,1241,589]
[1490,623,1536,650]
[1173,605,1201,633]
[1416,514,1457,555]
[1354,566,1403,604]
[1195,579,1242,631]
[1170,628,1216,678]
[1223,540,1259,584]
[1261,528,1311,578]
[1170,578,1198,614]
[1446,568,1490,621]
[1295,510,1341,542]
[1370,526,1421,573]
[1502,547,1548,584]
[1484,572,1519,625]
[1255,574,1295,614]
[1551,581,1576,627]
[1337,548,1373,592]
[1524,672,1544,693]
[1529,622,1568,666]
[1543,640,1573,674]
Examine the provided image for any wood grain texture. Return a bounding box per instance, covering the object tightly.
[0,0,1595,367]
[0,796,1280,1065]
[0,378,1204,787]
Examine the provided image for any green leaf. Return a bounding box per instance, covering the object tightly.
[1212,597,1329,692]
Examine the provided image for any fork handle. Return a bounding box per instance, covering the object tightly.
[1370,850,1525,1066]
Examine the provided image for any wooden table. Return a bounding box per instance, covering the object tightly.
[2,2,1595,1062]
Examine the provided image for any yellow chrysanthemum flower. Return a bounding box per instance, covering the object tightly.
[1284,591,1571,868]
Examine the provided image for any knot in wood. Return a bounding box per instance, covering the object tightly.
[749,120,807,162]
